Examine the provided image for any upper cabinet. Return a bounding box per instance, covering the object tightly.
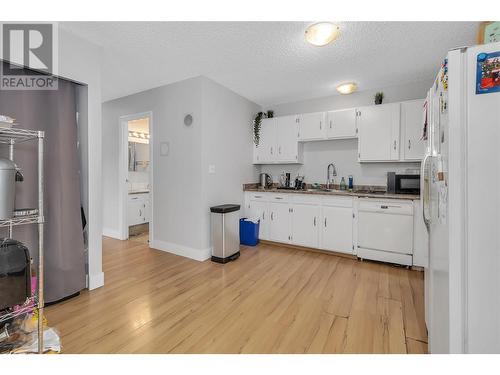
[357,102,401,162]
[326,108,357,139]
[253,99,425,165]
[298,112,325,141]
[253,118,276,163]
[297,109,357,141]
[253,116,303,164]
[401,99,426,161]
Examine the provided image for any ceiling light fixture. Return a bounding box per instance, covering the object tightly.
[336,82,358,95]
[305,22,340,47]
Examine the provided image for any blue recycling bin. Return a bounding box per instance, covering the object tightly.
[239,218,260,246]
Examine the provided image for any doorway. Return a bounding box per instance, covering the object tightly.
[118,112,153,244]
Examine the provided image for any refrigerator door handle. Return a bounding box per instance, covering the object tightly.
[421,153,431,228]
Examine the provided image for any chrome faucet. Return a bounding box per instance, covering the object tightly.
[326,163,337,189]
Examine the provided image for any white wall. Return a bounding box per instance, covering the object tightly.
[260,80,432,187]
[102,77,205,256]
[58,28,103,290]
[102,76,259,260]
[200,77,260,249]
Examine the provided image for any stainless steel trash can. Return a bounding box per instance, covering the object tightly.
[210,204,240,263]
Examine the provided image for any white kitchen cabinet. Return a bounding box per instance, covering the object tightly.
[253,117,301,164]
[247,199,269,240]
[268,201,291,243]
[401,99,426,161]
[321,197,354,254]
[276,115,300,163]
[253,118,276,163]
[291,203,320,248]
[357,103,401,162]
[127,193,150,226]
[298,112,326,141]
[326,108,357,139]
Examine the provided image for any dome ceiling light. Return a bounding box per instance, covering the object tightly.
[336,82,358,95]
[305,22,340,47]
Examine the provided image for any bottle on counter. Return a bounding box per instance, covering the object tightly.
[348,175,353,190]
[340,177,347,191]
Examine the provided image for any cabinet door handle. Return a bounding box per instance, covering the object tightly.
[139,209,142,216]
[278,146,281,154]
[393,140,397,150]
[270,147,273,155]
[275,197,283,200]
[319,121,322,130]
[329,120,332,129]
[313,217,316,226]
[271,212,274,221]
[263,212,265,220]
[408,140,411,149]
[324,217,327,227]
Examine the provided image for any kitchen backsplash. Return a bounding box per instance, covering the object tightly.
[259,139,420,187]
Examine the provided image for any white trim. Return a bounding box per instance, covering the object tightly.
[88,271,104,290]
[102,227,123,240]
[118,111,153,243]
[150,239,211,262]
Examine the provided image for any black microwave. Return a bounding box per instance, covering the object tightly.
[387,172,420,194]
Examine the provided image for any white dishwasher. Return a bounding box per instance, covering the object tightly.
[357,198,414,266]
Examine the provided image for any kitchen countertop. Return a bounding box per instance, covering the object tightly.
[243,185,419,200]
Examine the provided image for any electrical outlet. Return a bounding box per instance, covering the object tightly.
[208,165,216,174]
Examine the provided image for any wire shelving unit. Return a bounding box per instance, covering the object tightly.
[0,125,45,354]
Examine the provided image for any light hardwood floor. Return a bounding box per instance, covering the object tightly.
[45,237,428,354]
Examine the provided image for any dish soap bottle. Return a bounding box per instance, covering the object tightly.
[340,177,347,191]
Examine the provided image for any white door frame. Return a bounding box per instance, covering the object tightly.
[118,111,154,244]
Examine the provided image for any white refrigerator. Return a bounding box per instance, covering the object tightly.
[422,42,500,353]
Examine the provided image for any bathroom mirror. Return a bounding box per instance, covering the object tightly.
[128,141,150,172]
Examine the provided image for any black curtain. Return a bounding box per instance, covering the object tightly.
[0,62,86,303]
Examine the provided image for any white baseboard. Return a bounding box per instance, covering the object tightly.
[102,227,122,240]
[150,239,211,262]
[88,271,104,290]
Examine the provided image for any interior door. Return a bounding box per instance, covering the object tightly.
[268,202,291,243]
[326,108,357,139]
[291,204,320,248]
[248,200,269,240]
[255,118,276,163]
[276,115,299,162]
[358,103,400,161]
[402,99,426,160]
[321,205,353,254]
[298,112,325,141]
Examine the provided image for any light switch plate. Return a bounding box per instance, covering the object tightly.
[160,142,169,156]
[208,165,216,174]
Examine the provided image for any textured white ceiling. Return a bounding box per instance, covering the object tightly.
[60,22,478,106]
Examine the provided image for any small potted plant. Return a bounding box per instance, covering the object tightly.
[374,92,384,105]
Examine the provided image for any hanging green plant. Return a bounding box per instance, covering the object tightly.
[253,110,274,146]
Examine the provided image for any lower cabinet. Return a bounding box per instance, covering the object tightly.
[291,203,320,248]
[247,200,269,240]
[268,201,292,243]
[321,198,354,254]
[244,192,422,266]
[127,193,150,226]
